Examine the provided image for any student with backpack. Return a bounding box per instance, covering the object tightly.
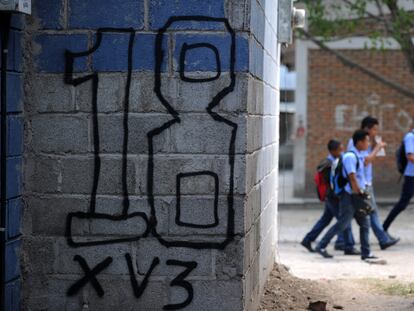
[315,130,378,261]
[347,116,399,250]
[301,140,358,255]
[383,129,414,232]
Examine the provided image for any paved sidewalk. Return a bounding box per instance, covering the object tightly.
[277,205,414,281]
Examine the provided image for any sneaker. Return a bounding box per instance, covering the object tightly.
[301,239,314,253]
[361,254,379,260]
[362,254,387,264]
[316,247,334,258]
[344,248,361,256]
[334,244,345,251]
[380,237,400,250]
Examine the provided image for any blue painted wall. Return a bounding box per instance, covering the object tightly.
[0,13,24,311]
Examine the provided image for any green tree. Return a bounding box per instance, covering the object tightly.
[298,0,414,99]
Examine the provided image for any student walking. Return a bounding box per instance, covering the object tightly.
[383,129,414,232]
[347,116,399,250]
[315,130,377,261]
[301,140,358,255]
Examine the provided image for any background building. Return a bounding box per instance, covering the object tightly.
[294,36,414,198]
[0,0,282,310]
[279,65,296,171]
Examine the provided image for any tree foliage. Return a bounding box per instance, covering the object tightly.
[297,0,414,98]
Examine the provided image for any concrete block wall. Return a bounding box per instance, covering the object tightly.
[22,1,280,310]
[244,1,279,310]
[0,13,25,311]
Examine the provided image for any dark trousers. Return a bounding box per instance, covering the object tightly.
[383,176,414,232]
[367,185,391,245]
[317,192,371,258]
[303,196,355,250]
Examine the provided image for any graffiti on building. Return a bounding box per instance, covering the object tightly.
[163,260,198,310]
[335,93,413,132]
[149,16,237,250]
[63,16,237,308]
[125,254,160,298]
[65,28,150,247]
[67,255,113,298]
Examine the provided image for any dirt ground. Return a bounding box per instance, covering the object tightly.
[259,206,414,310]
[259,264,414,311]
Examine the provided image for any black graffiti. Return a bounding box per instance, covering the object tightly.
[176,171,219,228]
[64,28,150,247]
[125,253,160,298]
[148,15,237,250]
[66,212,150,247]
[179,42,221,83]
[62,15,239,307]
[67,255,113,297]
[163,260,197,310]
[64,18,237,250]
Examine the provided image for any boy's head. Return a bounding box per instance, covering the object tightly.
[361,116,379,138]
[353,129,370,151]
[327,139,343,158]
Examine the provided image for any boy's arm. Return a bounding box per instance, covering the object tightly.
[349,173,361,194]
[364,141,387,165]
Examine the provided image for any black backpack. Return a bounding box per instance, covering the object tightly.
[396,131,414,175]
[395,130,414,175]
[331,151,360,196]
[396,141,407,175]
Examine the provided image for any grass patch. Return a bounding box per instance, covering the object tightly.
[357,278,414,297]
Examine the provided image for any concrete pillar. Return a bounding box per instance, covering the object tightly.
[22,1,280,310]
